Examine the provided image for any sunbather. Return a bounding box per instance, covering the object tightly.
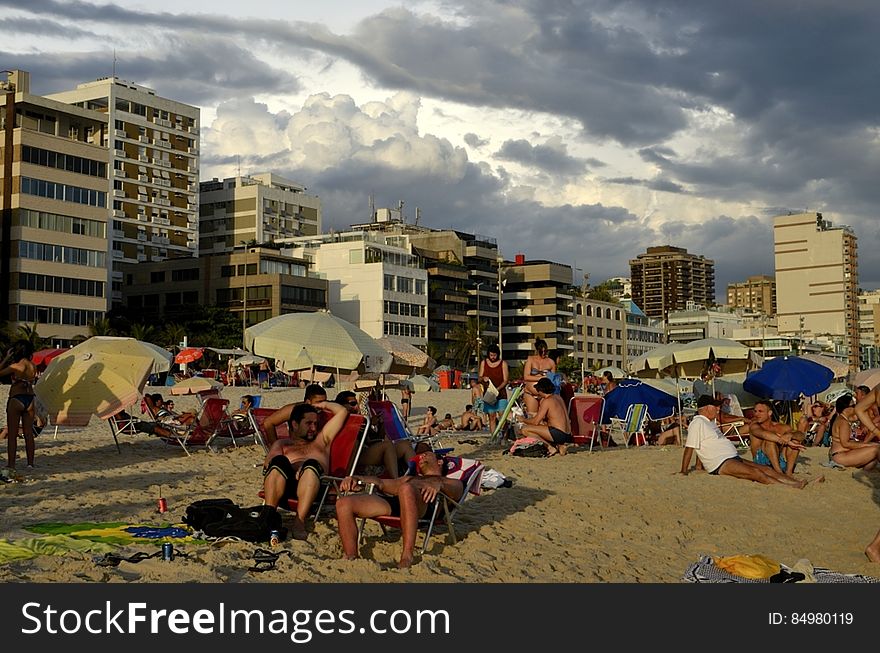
[416,406,440,437]
[515,377,572,456]
[336,450,464,568]
[680,395,819,489]
[260,384,327,446]
[337,391,415,479]
[746,400,805,477]
[828,394,880,471]
[458,405,484,431]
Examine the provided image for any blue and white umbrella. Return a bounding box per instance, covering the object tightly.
[743,356,834,401]
[601,378,678,422]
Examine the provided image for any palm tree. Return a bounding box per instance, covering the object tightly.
[446,317,483,369]
[88,318,114,336]
[162,323,186,350]
[130,323,158,344]
[14,323,48,350]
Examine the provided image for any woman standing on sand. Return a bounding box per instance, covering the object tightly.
[479,344,509,435]
[0,342,37,478]
[523,338,555,417]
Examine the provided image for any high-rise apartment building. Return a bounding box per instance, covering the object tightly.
[629,245,715,321]
[774,212,859,370]
[1,70,110,344]
[727,274,776,316]
[199,174,321,253]
[46,76,200,308]
[857,290,880,369]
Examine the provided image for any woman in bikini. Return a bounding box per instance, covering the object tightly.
[0,342,38,477]
[522,338,555,417]
[829,394,880,470]
[797,401,830,446]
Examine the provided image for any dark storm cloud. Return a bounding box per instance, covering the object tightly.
[494,139,592,175]
[606,176,687,194]
[0,16,99,39]
[0,39,298,105]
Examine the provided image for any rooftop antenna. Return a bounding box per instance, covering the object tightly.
[369,193,375,221]
[397,199,404,223]
[112,49,117,78]
[237,155,241,177]
[415,207,421,226]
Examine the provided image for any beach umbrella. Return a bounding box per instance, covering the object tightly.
[137,341,174,373]
[692,377,762,411]
[34,337,156,426]
[743,356,834,401]
[601,379,678,422]
[800,353,849,379]
[405,375,440,392]
[669,338,762,379]
[175,347,204,364]
[627,343,683,378]
[852,368,880,390]
[595,365,627,379]
[376,336,436,375]
[32,347,68,368]
[233,354,267,367]
[245,311,392,374]
[169,376,224,396]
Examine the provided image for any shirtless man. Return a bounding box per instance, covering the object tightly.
[746,400,805,477]
[516,377,572,456]
[854,385,880,444]
[829,394,880,470]
[336,450,464,568]
[458,405,484,431]
[260,400,348,539]
[261,384,327,446]
[679,395,820,489]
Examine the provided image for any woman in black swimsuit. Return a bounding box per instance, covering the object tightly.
[0,342,37,476]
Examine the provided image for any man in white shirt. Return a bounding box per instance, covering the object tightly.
[679,395,820,489]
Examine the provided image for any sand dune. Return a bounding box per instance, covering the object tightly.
[1,384,878,583]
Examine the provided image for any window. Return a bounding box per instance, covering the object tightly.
[415,279,426,295]
[151,271,165,283]
[20,177,106,207]
[586,306,593,317]
[171,268,199,282]
[384,274,394,291]
[220,265,235,277]
[16,209,105,238]
[396,277,413,293]
[587,326,593,336]
[605,308,612,319]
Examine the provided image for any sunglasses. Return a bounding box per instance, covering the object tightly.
[348,401,359,406]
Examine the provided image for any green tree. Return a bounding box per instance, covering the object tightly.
[446,317,483,369]
[587,286,616,303]
[13,323,48,351]
[88,318,114,336]
[130,323,158,344]
[162,323,187,349]
[556,355,581,379]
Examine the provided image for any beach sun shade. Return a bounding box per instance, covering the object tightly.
[800,353,849,379]
[175,347,204,364]
[742,356,834,401]
[852,367,880,390]
[601,379,679,422]
[595,365,627,379]
[34,337,157,426]
[244,311,392,374]
[376,336,436,375]
[169,376,225,396]
[32,347,69,368]
[667,338,762,379]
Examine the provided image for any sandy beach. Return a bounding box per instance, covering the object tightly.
[1,384,878,583]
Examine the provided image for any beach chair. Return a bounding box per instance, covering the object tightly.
[201,398,243,452]
[489,384,525,444]
[720,419,748,448]
[568,395,605,452]
[608,403,650,447]
[358,456,485,555]
[249,407,290,454]
[259,412,370,523]
[367,400,440,451]
[106,408,141,453]
[157,397,230,456]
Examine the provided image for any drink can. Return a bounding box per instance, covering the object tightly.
[269,530,281,547]
[162,542,174,561]
[157,497,167,513]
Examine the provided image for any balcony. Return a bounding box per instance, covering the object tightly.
[112,168,126,177]
[138,154,150,163]
[112,229,124,238]
[155,140,171,149]
[113,189,125,197]
[112,209,125,218]
[114,129,126,138]
[114,148,126,157]
[112,250,124,259]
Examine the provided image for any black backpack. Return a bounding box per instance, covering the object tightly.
[183,498,285,543]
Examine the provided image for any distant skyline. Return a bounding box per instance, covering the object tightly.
[4,0,879,299]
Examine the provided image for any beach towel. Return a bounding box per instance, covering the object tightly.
[683,555,879,583]
[26,522,199,545]
[0,535,116,564]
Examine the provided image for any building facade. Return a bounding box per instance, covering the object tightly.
[773,212,859,370]
[619,299,664,362]
[727,274,776,316]
[501,256,574,373]
[47,75,200,309]
[280,231,428,347]
[121,246,328,325]
[858,290,880,370]
[629,245,715,321]
[199,173,321,254]
[1,70,110,344]
[666,305,743,343]
[574,298,626,372]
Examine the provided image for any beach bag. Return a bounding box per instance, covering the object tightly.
[482,380,499,405]
[183,498,284,542]
[509,437,547,458]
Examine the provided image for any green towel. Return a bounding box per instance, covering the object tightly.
[0,535,116,564]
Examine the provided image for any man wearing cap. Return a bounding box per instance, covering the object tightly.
[679,395,820,488]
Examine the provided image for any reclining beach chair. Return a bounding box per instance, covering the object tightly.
[568,394,605,452]
[367,400,440,451]
[358,456,485,555]
[106,408,142,453]
[608,403,650,447]
[259,411,370,523]
[249,407,289,454]
[155,397,231,456]
[489,384,525,444]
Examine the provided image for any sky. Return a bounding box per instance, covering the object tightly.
[4,0,880,299]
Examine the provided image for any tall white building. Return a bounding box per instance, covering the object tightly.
[774,212,859,370]
[280,231,428,347]
[47,77,200,308]
[199,173,321,253]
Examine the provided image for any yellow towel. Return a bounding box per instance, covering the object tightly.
[714,554,781,579]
